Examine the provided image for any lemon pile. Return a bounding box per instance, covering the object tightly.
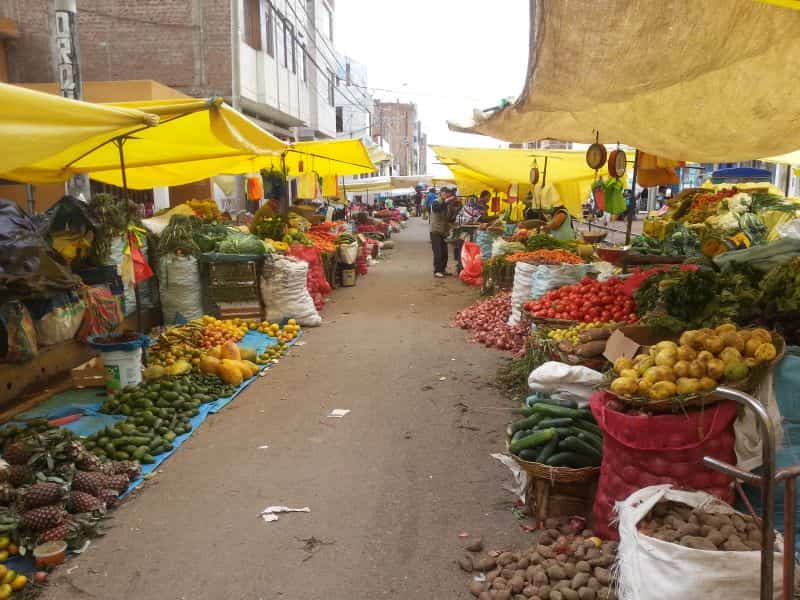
[547,322,614,345]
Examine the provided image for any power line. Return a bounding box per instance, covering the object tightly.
[279,0,372,114]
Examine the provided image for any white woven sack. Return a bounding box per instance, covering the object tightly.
[616,485,783,600]
[260,256,321,327]
[507,262,537,326]
[158,253,203,324]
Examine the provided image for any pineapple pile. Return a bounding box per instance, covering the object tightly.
[0,421,141,551]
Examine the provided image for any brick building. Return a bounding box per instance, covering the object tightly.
[0,0,338,138]
[371,99,426,176]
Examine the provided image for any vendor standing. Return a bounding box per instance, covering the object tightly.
[451,191,488,273]
[542,205,577,240]
[429,187,459,278]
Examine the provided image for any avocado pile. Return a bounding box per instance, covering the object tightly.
[84,373,237,463]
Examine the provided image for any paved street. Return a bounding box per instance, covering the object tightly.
[43,218,532,600]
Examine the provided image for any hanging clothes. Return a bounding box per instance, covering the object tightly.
[321,175,338,198]
[296,172,318,199]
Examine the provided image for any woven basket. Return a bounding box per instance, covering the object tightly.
[506,439,600,483]
[512,455,600,483]
[602,330,786,413]
[526,313,579,328]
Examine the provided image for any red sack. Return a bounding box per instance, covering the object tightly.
[590,391,737,539]
[459,241,483,287]
[76,286,122,343]
[288,245,331,307]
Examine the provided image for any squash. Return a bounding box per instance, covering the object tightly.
[218,360,244,386]
[221,359,249,380]
[240,360,260,377]
[207,346,222,359]
[199,355,221,375]
[165,359,192,376]
[238,346,257,362]
[142,365,166,380]
[221,341,241,361]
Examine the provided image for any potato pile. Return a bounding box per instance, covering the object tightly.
[609,324,777,401]
[548,323,621,362]
[638,501,762,551]
[459,519,618,600]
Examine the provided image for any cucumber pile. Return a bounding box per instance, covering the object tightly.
[507,397,603,468]
[83,373,237,463]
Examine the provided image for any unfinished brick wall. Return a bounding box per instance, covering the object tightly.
[3,0,232,98]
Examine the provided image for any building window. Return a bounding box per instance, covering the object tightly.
[275,14,286,67]
[288,24,296,74]
[321,3,333,41]
[336,107,343,133]
[300,45,308,83]
[243,0,262,50]
[282,20,290,68]
[265,3,275,57]
[327,70,335,106]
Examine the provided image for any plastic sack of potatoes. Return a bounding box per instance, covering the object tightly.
[616,485,783,600]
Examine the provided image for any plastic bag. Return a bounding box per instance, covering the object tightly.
[459,242,483,287]
[616,485,783,600]
[76,286,122,343]
[475,230,498,260]
[28,292,86,346]
[776,218,800,240]
[0,200,44,277]
[527,361,605,406]
[0,301,37,363]
[337,242,358,264]
[260,255,321,326]
[530,263,595,299]
[158,253,203,325]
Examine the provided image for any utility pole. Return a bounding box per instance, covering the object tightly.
[54,0,90,201]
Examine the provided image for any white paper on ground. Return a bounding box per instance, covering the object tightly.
[260,506,311,523]
[327,409,351,418]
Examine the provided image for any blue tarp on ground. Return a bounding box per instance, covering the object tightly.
[11,330,300,497]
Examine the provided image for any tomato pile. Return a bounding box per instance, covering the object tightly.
[524,277,638,324]
[454,292,528,354]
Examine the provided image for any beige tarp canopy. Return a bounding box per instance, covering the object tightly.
[449,0,800,162]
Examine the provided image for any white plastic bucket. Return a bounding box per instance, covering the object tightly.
[98,346,143,394]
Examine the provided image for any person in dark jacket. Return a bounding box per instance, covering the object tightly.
[429,188,459,277]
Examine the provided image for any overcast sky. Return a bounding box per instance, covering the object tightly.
[335,1,530,175]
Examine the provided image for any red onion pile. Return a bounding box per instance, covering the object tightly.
[454,292,529,355]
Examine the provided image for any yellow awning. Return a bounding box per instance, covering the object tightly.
[0,83,158,176]
[431,146,600,216]
[3,97,287,188]
[755,0,800,9]
[257,139,376,177]
[449,0,800,162]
